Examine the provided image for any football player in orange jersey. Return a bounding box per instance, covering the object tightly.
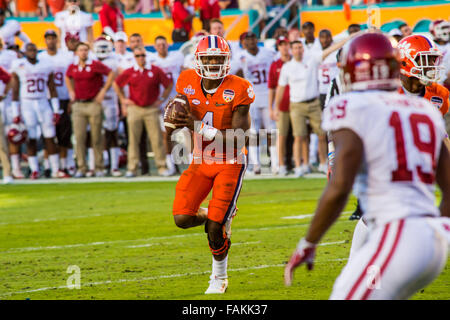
[169,35,255,294]
[397,35,449,117]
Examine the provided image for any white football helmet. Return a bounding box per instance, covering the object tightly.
[430,19,450,43]
[93,36,113,59]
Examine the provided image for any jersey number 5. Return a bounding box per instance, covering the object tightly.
[390,111,436,184]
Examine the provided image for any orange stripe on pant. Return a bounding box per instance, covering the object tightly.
[173,161,246,225]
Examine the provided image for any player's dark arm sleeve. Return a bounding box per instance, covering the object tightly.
[436,140,450,217]
[305,128,364,244]
[11,73,19,101]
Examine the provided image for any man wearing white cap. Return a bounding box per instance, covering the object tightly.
[114,32,135,73]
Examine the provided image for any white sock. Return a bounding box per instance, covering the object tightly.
[11,154,20,171]
[309,133,318,164]
[60,157,67,170]
[269,145,278,170]
[88,148,95,171]
[188,153,193,164]
[166,154,175,172]
[44,158,50,170]
[49,154,59,174]
[110,147,120,171]
[211,255,228,279]
[67,149,75,168]
[248,146,259,167]
[103,150,110,167]
[28,156,39,172]
[349,218,369,261]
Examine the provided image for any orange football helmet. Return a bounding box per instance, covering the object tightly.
[194,35,231,80]
[397,35,443,85]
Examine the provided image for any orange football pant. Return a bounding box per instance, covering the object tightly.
[173,161,246,225]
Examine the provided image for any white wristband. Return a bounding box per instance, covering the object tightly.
[50,97,60,113]
[11,101,20,118]
[198,122,218,141]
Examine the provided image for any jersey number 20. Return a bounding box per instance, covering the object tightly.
[390,111,436,184]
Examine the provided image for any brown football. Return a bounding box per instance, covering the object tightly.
[163,94,190,135]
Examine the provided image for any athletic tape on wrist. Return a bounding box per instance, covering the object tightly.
[199,122,218,141]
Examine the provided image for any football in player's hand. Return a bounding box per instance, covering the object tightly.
[163,94,190,134]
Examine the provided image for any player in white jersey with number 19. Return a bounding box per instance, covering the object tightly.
[284,33,450,300]
[239,32,277,174]
[10,43,63,180]
[38,30,76,178]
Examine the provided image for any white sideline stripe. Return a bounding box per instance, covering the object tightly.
[4,173,326,185]
[0,258,349,298]
[281,211,353,220]
[1,217,354,254]
[125,241,260,249]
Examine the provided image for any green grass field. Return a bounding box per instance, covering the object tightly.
[0,178,448,300]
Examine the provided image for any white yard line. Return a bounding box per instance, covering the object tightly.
[2,215,355,254]
[319,240,347,246]
[0,258,348,298]
[281,211,353,220]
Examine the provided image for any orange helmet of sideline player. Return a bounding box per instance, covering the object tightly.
[397,35,443,85]
[194,35,231,80]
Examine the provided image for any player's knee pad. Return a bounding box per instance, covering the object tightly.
[205,221,231,256]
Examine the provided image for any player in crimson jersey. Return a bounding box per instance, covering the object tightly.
[285,32,450,300]
[169,35,255,294]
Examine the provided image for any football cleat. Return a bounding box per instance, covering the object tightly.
[3,176,13,184]
[205,276,228,294]
[30,171,40,180]
[85,170,95,178]
[56,170,71,178]
[111,169,122,177]
[44,169,52,178]
[318,163,328,175]
[349,199,363,221]
[95,171,105,178]
[125,171,136,178]
[74,170,85,178]
[12,169,25,179]
[68,167,76,176]
[294,166,305,178]
[278,165,288,176]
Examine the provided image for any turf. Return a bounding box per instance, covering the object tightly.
[0,178,448,300]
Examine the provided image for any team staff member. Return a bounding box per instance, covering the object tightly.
[268,36,291,176]
[275,40,326,177]
[114,47,173,177]
[65,42,114,178]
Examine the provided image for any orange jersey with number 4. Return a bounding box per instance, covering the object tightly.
[399,82,449,116]
[176,69,255,160]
